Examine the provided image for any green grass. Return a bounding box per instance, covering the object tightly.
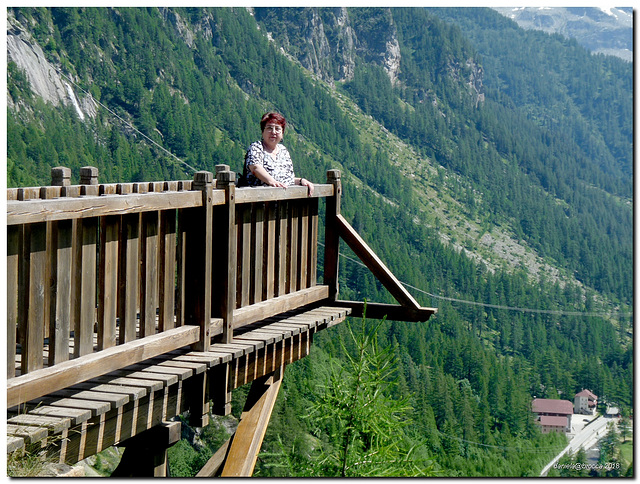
[619,440,633,467]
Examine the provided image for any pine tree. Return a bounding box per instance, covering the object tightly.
[303,316,434,477]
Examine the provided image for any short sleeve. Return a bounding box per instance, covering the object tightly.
[245,141,265,168]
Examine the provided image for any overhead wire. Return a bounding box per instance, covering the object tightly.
[55,67,198,174]
[56,68,630,321]
[320,242,631,319]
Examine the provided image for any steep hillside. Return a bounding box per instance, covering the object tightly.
[6,7,633,477]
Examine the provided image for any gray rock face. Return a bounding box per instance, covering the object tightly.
[7,12,97,119]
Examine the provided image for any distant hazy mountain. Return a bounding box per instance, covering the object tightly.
[493,7,632,62]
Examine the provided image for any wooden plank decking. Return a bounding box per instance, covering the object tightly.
[7,305,351,465]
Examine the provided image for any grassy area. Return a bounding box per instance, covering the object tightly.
[619,440,633,468]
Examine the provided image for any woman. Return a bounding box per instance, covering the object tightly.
[243,112,314,196]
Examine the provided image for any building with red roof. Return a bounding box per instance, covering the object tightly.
[539,415,570,434]
[574,389,598,415]
[532,398,573,433]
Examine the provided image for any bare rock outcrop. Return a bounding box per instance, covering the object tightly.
[7,11,97,119]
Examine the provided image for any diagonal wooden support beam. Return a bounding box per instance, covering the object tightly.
[195,436,231,477]
[335,213,421,309]
[216,365,284,477]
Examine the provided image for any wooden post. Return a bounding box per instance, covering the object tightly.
[214,165,236,344]
[111,421,181,477]
[219,365,285,477]
[117,184,139,345]
[186,171,214,352]
[79,166,99,185]
[50,167,72,362]
[51,167,71,187]
[324,170,341,301]
[80,166,99,197]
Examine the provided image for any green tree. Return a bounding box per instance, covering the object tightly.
[304,317,434,477]
[598,421,621,476]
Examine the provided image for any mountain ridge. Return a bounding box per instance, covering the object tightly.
[492,6,633,62]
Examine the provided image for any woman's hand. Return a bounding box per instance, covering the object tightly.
[250,165,286,188]
[300,178,314,196]
[268,179,287,188]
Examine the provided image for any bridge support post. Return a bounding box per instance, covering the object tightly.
[214,165,237,344]
[186,171,214,352]
[111,421,181,477]
[324,170,341,301]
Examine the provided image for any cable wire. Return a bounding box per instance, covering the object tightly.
[56,68,198,174]
[321,242,631,319]
[55,69,631,320]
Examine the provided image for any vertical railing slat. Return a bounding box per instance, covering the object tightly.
[159,209,177,331]
[275,201,288,297]
[98,216,119,349]
[176,208,186,327]
[24,223,47,372]
[238,204,252,308]
[117,186,140,344]
[299,201,309,291]
[309,198,319,288]
[251,204,264,305]
[74,217,98,357]
[288,202,299,294]
[7,225,20,378]
[49,219,73,364]
[263,202,277,300]
[140,211,159,338]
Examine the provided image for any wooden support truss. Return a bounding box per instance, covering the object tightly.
[196,365,285,477]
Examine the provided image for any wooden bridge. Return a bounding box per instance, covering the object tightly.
[6,165,435,476]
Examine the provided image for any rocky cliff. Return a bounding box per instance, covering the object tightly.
[7,10,97,119]
[253,7,402,86]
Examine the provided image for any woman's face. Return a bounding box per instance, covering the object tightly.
[262,122,284,148]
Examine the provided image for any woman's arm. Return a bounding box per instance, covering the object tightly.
[295,177,315,196]
[249,164,287,188]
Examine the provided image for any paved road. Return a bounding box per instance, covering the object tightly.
[540,416,616,476]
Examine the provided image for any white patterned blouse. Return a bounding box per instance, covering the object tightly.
[244,141,296,187]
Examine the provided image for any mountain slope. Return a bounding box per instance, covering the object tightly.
[254,7,632,306]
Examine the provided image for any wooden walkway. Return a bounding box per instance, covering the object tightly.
[8,305,350,464]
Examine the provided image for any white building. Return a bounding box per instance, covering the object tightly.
[574,389,597,415]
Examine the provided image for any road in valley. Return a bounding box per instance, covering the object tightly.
[540,416,616,476]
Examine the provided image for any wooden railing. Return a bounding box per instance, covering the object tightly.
[7,165,435,408]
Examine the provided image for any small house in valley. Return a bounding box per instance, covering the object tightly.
[574,389,597,415]
[532,398,574,434]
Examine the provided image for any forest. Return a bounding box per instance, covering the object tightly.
[6,7,633,477]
